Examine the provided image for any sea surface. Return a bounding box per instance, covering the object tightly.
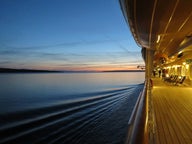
[0,72,144,144]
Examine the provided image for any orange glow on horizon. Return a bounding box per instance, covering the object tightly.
[12,62,145,72]
[32,64,144,71]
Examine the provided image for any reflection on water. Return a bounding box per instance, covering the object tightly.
[0,72,144,144]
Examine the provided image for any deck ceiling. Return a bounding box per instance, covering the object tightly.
[120,0,192,63]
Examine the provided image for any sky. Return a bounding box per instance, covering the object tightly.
[0,0,144,71]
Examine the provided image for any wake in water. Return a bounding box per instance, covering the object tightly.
[0,84,144,144]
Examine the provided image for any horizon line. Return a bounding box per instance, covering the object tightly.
[0,67,145,73]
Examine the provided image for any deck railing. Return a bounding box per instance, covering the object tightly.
[125,81,148,144]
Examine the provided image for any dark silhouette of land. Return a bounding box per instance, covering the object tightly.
[102,70,145,72]
[0,68,61,73]
[0,68,145,73]
[0,68,94,73]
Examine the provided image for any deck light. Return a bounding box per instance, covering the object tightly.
[156,35,160,43]
[186,64,189,69]
[177,51,183,58]
[178,76,182,79]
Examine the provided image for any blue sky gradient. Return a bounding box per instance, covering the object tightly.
[0,0,144,71]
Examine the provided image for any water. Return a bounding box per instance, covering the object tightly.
[0,72,144,144]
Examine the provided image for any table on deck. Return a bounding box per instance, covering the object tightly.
[152,78,192,144]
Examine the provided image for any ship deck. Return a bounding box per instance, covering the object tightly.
[152,78,192,144]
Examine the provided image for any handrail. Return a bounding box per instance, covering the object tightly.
[128,91,142,125]
[125,81,148,144]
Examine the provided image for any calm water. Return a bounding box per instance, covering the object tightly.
[0,72,144,144]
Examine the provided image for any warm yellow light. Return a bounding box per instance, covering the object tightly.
[183,62,186,65]
[156,35,160,43]
[173,65,177,68]
[186,64,189,69]
[178,76,182,79]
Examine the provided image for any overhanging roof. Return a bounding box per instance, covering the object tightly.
[120,0,192,59]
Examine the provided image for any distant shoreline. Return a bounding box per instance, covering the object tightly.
[0,68,145,73]
[102,70,145,72]
[0,68,61,73]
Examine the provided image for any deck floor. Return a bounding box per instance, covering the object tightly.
[152,78,192,144]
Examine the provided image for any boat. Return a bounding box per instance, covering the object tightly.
[119,0,192,144]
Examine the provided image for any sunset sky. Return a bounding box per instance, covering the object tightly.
[0,0,144,71]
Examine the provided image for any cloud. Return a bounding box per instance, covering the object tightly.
[0,61,11,64]
[0,45,144,70]
[0,50,20,55]
[3,38,129,50]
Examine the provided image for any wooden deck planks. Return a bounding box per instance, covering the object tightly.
[153,94,169,144]
[153,90,180,144]
[153,97,164,144]
[152,78,192,144]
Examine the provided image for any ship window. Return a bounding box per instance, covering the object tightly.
[177,66,181,75]
[181,65,186,76]
[189,65,192,80]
